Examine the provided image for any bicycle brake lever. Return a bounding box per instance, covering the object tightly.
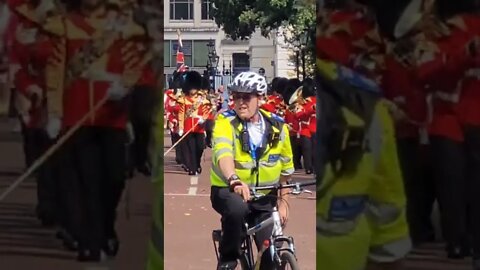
[303,189,313,194]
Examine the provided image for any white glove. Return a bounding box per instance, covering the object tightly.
[45,116,61,139]
[107,81,128,101]
[198,117,205,124]
[178,129,184,137]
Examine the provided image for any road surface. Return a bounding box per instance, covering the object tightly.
[164,133,316,270]
[0,117,154,270]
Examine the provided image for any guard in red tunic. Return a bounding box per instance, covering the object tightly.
[299,78,317,175]
[9,0,69,232]
[292,86,313,174]
[178,71,209,175]
[60,0,150,261]
[408,2,474,258]
[455,8,480,266]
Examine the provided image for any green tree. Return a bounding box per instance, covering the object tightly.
[212,0,316,76]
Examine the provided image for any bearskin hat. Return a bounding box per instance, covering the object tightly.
[182,71,203,94]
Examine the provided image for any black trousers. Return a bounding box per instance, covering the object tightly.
[300,135,313,172]
[171,132,184,164]
[62,126,126,250]
[211,187,275,268]
[396,138,435,244]
[183,132,205,173]
[129,85,155,170]
[21,125,57,220]
[205,119,214,147]
[430,136,467,247]
[311,132,319,176]
[464,126,480,257]
[290,134,302,170]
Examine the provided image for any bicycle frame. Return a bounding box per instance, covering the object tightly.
[212,180,316,269]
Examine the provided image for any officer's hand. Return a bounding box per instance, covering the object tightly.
[198,116,205,124]
[178,129,184,137]
[231,180,250,202]
[277,200,289,226]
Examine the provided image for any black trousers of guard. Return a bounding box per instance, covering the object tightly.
[183,132,205,173]
[300,135,313,172]
[211,187,275,268]
[290,134,302,170]
[21,125,58,222]
[171,132,184,165]
[430,135,467,248]
[62,126,126,251]
[464,126,480,258]
[396,138,436,244]
[311,132,319,176]
[205,119,214,147]
[129,85,155,170]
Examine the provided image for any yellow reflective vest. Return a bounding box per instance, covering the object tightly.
[210,109,295,187]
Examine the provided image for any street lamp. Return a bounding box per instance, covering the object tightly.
[206,39,219,89]
[300,28,310,79]
[293,36,300,79]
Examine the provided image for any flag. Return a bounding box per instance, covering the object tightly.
[176,34,187,72]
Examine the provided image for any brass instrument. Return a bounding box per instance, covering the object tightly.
[288,86,305,112]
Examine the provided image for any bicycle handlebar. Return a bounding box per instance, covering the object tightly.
[249,180,317,198]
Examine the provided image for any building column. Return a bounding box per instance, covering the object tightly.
[194,0,201,27]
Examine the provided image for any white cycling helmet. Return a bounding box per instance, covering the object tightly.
[229,71,268,96]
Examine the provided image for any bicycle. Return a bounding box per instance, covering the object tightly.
[212,180,316,270]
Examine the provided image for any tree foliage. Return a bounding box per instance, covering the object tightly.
[211,0,316,76]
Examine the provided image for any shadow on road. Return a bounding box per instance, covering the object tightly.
[0,202,74,261]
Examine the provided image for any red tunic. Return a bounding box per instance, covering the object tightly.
[413,22,473,141]
[458,14,480,126]
[284,109,300,138]
[62,11,145,129]
[11,6,58,128]
[382,55,428,139]
[178,95,207,134]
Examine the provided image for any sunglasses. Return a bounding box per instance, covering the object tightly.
[232,93,258,101]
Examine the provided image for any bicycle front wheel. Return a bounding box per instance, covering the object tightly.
[278,251,300,270]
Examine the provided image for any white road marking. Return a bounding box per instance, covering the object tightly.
[187,187,197,195]
[190,176,198,185]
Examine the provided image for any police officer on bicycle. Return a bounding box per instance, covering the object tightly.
[210,71,295,270]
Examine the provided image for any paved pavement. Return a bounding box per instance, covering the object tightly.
[0,117,154,270]
[163,133,317,270]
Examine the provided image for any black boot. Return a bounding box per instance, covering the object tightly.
[217,260,237,270]
[77,249,101,262]
[447,244,464,259]
[56,229,79,251]
[103,237,120,257]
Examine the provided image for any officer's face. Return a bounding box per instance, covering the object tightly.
[233,93,259,120]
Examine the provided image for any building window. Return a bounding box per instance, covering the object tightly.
[232,53,250,75]
[164,41,171,67]
[193,40,210,67]
[168,40,192,67]
[201,0,213,20]
[233,53,249,68]
[170,0,194,20]
[165,40,213,68]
